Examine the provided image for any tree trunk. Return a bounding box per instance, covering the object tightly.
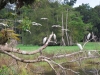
[61,12,66,46]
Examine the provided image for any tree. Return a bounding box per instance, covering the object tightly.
[68,11,92,42]
[91,5,100,39]
[17,0,62,45]
[64,0,77,6]
[0,1,100,75]
[0,33,100,75]
[75,4,100,40]
[0,0,36,10]
[75,3,92,23]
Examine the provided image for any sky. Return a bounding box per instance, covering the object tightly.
[74,0,100,8]
[52,0,100,8]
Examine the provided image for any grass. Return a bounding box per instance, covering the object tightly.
[0,42,99,75]
[17,42,100,54]
[17,44,40,50]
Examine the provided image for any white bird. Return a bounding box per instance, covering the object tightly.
[32,22,36,24]
[53,34,57,44]
[53,33,57,44]
[0,23,8,26]
[76,43,83,50]
[88,51,92,57]
[62,29,69,31]
[43,37,48,44]
[26,29,31,34]
[41,18,48,20]
[5,43,8,47]
[53,33,56,41]
[52,25,61,28]
[17,20,23,23]
[32,22,42,26]
[91,32,95,39]
[87,33,91,40]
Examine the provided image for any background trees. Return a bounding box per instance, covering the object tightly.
[75,4,100,41]
[0,0,99,45]
[0,1,100,75]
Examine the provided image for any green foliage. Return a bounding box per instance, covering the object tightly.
[0,9,7,18]
[64,0,77,6]
[67,0,77,6]
[0,65,18,75]
[75,4,100,36]
[75,4,92,23]
[68,11,92,42]
[19,68,28,75]
[20,0,93,45]
[0,0,99,45]
[21,17,32,31]
[0,65,9,75]
[17,42,100,53]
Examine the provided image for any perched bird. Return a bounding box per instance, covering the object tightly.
[53,33,56,41]
[0,29,19,45]
[76,43,83,50]
[0,23,8,27]
[87,32,91,40]
[26,29,31,34]
[52,25,61,28]
[88,51,93,57]
[41,18,48,20]
[53,33,57,44]
[43,37,47,44]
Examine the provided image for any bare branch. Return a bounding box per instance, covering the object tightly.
[0,32,54,55]
[0,50,42,63]
[43,59,59,75]
[54,50,100,58]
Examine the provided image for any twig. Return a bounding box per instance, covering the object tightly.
[43,59,59,75]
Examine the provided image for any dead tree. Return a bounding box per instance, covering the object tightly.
[0,32,100,75]
[0,32,67,75]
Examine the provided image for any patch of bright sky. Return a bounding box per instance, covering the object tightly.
[73,0,100,8]
[55,0,100,8]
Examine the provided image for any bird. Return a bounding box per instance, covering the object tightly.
[17,20,23,23]
[88,51,93,57]
[43,37,47,44]
[0,23,8,27]
[53,33,57,44]
[76,43,83,50]
[53,33,56,41]
[87,32,91,40]
[32,22,42,26]
[52,25,61,28]
[26,29,31,34]
[41,18,48,20]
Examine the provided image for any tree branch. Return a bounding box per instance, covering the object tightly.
[0,32,54,55]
